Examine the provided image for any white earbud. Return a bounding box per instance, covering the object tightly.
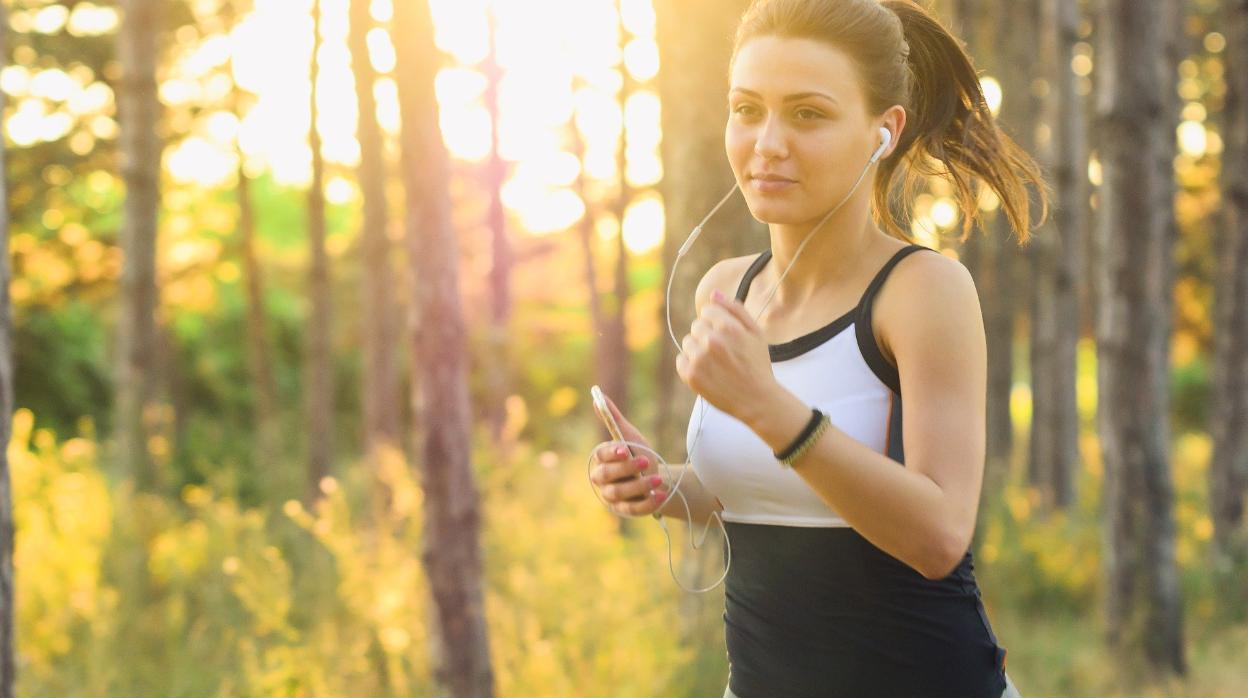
[870,126,893,164]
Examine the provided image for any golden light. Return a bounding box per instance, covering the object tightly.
[930,198,958,229]
[167,137,237,186]
[621,195,664,254]
[32,5,69,34]
[979,77,1002,116]
[1177,121,1207,158]
[1087,152,1102,186]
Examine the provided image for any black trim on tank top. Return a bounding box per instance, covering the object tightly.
[734,244,935,371]
[854,244,934,394]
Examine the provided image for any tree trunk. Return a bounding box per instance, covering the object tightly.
[481,6,513,446]
[349,0,400,461]
[392,1,495,695]
[653,0,761,460]
[1208,0,1248,610]
[654,0,761,651]
[608,0,635,453]
[1028,0,1084,511]
[229,0,281,485]
[115,0,163,491]
[0,3,16,691]
[1094,0,1186,679]
[305,0,334,502]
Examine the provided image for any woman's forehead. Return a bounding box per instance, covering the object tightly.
[730,36,860,104]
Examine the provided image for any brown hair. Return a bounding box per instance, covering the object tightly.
[729,0,1050,244]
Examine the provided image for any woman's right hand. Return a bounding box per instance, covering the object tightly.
[589,394,669,517]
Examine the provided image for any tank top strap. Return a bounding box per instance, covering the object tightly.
[734,248,773,302]
[855,244,934,312]
[854,243,937,394]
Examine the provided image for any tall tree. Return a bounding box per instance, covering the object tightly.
[1095,0,1186,678]
[348,0,400,460]
[0,5,16,692]
[985,0,1035,494]
[392,0,495,694]
[944,0,1018,546]
[607,0,636,429]
[228,0,281,483]
[1209,0,1248,601]
[481,5,513,445]
[653,0,761,459]
[115,0,164,490]
[653,0,760,659]
[1028,0,1085,510]
[305,0,334,501]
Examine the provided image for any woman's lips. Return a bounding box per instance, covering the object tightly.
[751,175,796,193]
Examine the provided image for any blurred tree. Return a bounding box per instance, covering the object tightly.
[606,0,636,433]
[226,0,281,485]
[393,0,495,694]
[1028,0,1085,511]
[1095,0,1186,679]
[653,0,759,661]
[0,4,15,693]
[480,4,513,446]
[1209,0,1248,606]
[349,0,400,464]
[305,0,333,502]
[986,0,1030,490]
[652,0,761,471]
[115,0,164,490]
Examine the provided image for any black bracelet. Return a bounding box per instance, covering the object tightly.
[775,407,824,461]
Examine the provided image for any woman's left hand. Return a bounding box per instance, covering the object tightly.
[676,289,780,423]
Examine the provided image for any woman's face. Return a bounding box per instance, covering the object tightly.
[726,36,890,225]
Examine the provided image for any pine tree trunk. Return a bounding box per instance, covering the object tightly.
[0,4,16,691]
[653,0,762,460]
[392,1,495,695]
[1094,0,1186,678]
[1029,0,1084,511]
[306,0,334,502]
[481,6,512,447]
[229,0,280,485]
[1208,0,1248,608]
[1211,4,1248,532]
[116,0,163,490]
[609,0,635,451]
[349,0,400,461]
[653,0,761,649]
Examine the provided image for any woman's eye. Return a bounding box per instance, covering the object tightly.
[731,105,822,120]
[796,108,822,120]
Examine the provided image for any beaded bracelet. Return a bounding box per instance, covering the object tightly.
[775,407,831,468]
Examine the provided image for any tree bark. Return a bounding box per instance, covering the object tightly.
[481,6,513,446]
[393,1,495,695]
[349,0,400,461]
[229,0,280,483]
[0,4,16,691]
[653,0,762,461]
[1094,0,1186,678]
[1209,0,1248,604]
[115,0,163,490]
[1028,0,1084,511]
[305,0,334,502]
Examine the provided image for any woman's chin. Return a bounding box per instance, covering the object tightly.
[745,201,803,225]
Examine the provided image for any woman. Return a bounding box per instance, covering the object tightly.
[589,0,1047,695]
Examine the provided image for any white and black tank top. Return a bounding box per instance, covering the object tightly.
[688,244,1009,697]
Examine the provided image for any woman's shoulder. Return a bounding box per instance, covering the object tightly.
[694,253,762,316]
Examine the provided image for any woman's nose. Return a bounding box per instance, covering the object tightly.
[753,116,789,159]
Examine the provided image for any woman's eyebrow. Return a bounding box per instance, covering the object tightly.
[729,87,839,106]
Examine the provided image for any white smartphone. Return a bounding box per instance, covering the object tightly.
[590,384,634,458]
